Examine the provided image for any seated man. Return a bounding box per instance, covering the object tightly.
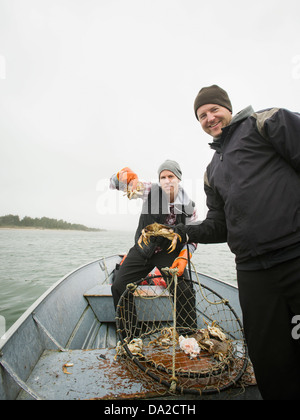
[110,160,198,333]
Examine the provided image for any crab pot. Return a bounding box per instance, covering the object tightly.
[115,274,249,396]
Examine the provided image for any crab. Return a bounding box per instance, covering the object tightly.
[190,322,231,361]
[149,327,179,348]
[205,320,227,342]
[115,338,144,359]
[138,222,182,253]
[197,337,232,361]
[191,328,210,343]
[124,181,145,200]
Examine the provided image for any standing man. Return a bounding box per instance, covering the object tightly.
[176,85,300,399]
[110,160,198,333]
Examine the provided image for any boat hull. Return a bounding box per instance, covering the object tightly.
[0,255,261,400]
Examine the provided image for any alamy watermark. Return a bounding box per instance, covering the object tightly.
[0,315,6,339]
[0,54,6,80]
[292,55,300,80]
[96,177,208,219]
[291,315,300,340]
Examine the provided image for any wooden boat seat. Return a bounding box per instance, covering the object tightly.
[84,284,172,323]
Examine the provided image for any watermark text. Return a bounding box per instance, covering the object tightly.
[96,178,208,219]
[291,315,300,340]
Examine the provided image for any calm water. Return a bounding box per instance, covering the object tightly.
[0,229,236,332]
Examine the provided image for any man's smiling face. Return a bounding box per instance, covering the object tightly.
[196,103,232,138]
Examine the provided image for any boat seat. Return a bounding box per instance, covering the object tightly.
[84,284,172,323]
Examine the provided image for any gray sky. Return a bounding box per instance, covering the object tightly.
[0,0,299,231]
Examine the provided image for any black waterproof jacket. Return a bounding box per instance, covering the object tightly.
[187,106,300,267]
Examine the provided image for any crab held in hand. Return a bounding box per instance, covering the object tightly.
[124,181,145,200]
[138,222,182,253]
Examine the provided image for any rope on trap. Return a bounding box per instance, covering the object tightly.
[115,265,249,395]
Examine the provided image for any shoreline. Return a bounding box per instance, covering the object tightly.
[0,226,105,232]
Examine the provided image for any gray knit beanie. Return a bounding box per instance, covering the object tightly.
[194,85,232,120]
[158,160,182,180]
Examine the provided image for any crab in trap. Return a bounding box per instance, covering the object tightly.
[138,222,182,253]
[115,338,144,360]
[149,327,179,348]
[191,321,232,361]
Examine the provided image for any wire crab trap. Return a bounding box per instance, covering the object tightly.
[115,267,249,396]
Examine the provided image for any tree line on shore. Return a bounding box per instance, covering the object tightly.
[0,214,103,232]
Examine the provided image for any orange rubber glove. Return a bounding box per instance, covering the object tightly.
[117,167,138,190]
[170,249,192,277]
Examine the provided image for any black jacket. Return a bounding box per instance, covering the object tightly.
[187,106,300,268]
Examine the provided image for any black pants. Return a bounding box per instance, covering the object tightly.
[112,245,197,332]
[237,257,300,400]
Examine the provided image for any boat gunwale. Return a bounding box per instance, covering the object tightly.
[0,254,122,351]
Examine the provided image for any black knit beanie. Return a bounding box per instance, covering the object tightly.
[194,85,232,120]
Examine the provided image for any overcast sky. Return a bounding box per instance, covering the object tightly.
[0,0,299,231]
